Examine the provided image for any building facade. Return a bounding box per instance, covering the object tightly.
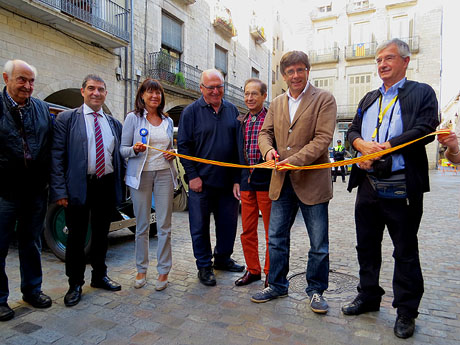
[285,0,442,166]
[0,0,270,124]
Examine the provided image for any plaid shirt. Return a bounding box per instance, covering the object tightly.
[244,107,267,168]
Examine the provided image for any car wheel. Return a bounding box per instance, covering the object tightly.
[43,204,91,262]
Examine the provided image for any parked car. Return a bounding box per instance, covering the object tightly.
[43,103,157,261]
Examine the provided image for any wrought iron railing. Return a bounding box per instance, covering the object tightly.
[147,51,246,109]
[35,0,130,41]
[344,41,377,60]
[309,47,339,64]
[400,36,419,53]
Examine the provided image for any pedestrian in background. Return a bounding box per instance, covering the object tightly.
[178,69,243,287]
[332,139,347,183]
[121,79,176,291]
[343,38,439,339]
[0,60,53,321]
[233,78,272,288]
[50,74,124,307]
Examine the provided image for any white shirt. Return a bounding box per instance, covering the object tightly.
[143,119,170,171]
[287,82,310,123]
[83,104,115,175]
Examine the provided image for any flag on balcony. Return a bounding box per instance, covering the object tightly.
[356,43,365,57]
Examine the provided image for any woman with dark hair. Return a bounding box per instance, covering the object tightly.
[120,79,177,291]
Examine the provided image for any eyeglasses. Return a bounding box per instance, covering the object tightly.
[375,55,400,65]
[284,68,308,77]
[201,83,224,90]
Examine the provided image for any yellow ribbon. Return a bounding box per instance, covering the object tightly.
[145,130,449,171]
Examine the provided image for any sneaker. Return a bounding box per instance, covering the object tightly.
[250,287,288,303]
[310,293,328,314]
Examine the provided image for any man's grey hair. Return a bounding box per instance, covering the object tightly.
[376,38,411,58]
[200,69,224,85]
[82,74,106,89]
[3,60,38,77]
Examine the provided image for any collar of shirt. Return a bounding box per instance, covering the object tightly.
[5,90,18,108]
[83,103,104,117]
[245,107,267,122]
[198,96,226,112]
[142,108,166,120]
[379,77,406,97]
[286,81,309,102]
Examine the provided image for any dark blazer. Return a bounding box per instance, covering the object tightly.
[236,109,271,191]
[347,80,439,198]
[50,105,125,206]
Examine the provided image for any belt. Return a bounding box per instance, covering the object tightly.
[87,172,113,181]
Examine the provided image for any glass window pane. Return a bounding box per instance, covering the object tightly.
[162,13,182,52]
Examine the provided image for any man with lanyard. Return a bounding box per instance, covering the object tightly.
[343,39,439,339]
[332,139,347,183]
[233,78,272,288]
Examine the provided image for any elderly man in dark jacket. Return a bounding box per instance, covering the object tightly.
[342,39,439,339]
[0,60,53,321]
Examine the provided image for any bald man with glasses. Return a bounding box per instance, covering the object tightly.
[178,69,244,287]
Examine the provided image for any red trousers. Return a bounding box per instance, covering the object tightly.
[240,190,272,275]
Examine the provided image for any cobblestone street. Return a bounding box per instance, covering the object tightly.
[1,170,459,345]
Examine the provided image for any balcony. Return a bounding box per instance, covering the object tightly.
[1,0,130,47]
[345,41,377,60]
[213,16,237,38]
[346,1,376,15]
[400,36,419,53]
[385,0,417,9]
[250,25,266,44]
[337,104,359,121]
[309,47,339,65]
[147,51,246,110]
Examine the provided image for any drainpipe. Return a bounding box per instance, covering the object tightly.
[130,0,135,109]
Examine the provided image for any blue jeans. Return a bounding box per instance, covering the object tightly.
[268,177,329,296]
[0,190,47,304]
[188,184,239,269]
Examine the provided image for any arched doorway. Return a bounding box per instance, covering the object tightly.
[166,105,186,127]
[44,88,112,114]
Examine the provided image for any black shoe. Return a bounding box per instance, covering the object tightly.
[394,315,415,339]
[198,267,216,286]
[90,276,121,291]
[213,258,245,272]
[342,295,380,315]
[235,271,261,286]
[0,304,14,321]
[22,291,52,308]
[64,285,82,307]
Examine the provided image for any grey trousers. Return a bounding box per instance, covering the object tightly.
[130,169,173,275]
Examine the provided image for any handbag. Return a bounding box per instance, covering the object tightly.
[371,155,393,179]
[172,159,188,212]
[367,173,407,199]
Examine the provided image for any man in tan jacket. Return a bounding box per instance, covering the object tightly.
[250,51,336,314]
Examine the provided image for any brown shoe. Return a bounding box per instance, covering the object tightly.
[235,271,261,286]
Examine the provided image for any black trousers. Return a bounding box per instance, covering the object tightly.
[354,176,424,318]
[64,173,116,287]
[333,161,346,181]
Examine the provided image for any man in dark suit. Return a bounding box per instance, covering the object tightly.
[50,74,124,307]
[342,39,439,339]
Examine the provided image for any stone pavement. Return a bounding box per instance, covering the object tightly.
[1,171,459,345]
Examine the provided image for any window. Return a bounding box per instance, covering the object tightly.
[276,36,280,50]
[272,70,276,84]
[215,45,228,77]
[319,4,332,12]
[251,67,259,79]
[351,21,371,44]
[276,65,279,81]
[313,77,334,94]
[316,27,333,50]
[391,15,409,39]
[348,74,371,106]
[352,0,369,10]
[162,13,182,53]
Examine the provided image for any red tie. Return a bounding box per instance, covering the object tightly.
[93,112,105,178]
